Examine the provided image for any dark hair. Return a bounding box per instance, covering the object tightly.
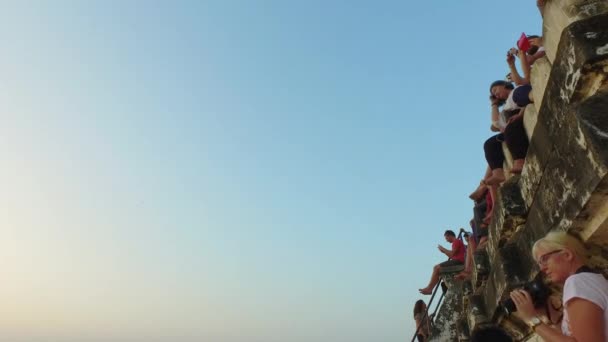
[413,299,426,317]
[470,326,513,342]
[489,80,514,93]
[444,230,456,237]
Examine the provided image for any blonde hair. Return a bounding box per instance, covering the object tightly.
[532,231,588,264]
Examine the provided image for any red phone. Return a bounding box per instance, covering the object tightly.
[517,33,531,52]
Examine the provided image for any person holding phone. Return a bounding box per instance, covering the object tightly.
[419,230,466,295]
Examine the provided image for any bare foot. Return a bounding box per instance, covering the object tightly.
[469,184,487,201]
[419,287,433,295]
[485,169,505,185]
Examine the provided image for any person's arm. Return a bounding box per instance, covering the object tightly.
[507,49,525,85]
[518,48,531,84]
[490,102,502,132]
[441,240,461,258]
[567,298,605,342]
[438,245,451,257]
[510,290,576,341]
[507,107,525,125]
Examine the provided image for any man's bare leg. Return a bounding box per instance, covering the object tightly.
[419,264,441,295]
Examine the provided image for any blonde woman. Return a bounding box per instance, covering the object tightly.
[509,231,608,341]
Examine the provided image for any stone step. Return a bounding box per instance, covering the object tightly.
[542,0,608,63]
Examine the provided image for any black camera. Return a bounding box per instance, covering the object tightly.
[502,277,551,315]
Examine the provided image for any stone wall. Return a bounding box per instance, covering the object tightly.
[429,1,608,340]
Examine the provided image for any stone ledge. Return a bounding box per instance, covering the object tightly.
[530,56,552,111]
[542,0,608,63]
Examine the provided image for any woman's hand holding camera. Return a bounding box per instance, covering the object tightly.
[509,289,536,320]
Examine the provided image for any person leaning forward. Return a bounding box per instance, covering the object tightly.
[419,230,465,295]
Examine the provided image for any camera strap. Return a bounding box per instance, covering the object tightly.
[575,265,598,274]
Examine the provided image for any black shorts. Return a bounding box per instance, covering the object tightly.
[439,259,464,268]
[513,84,532,107]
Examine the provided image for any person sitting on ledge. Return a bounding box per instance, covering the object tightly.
[455,231,476,280]
[419,230,466,295]
[509,231,608,341]
[486,80,531,175]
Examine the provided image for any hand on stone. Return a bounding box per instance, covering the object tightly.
[510,289,536,321]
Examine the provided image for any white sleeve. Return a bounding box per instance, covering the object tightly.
[563,273,608,310]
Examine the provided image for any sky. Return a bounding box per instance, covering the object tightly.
[0,1,542,341]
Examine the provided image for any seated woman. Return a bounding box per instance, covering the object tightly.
[510,231,608,341]
[413,299,431,342]
[485,80,532,176]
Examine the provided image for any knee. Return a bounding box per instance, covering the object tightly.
[484,136,500,152]
[483,137,494,151]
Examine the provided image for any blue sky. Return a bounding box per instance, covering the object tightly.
[0,1,542,341]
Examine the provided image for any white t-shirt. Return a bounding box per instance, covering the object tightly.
[562,272,608,338]
[503,87,522,112]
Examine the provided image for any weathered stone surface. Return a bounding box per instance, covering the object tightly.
[467,294,490,330]
[516,15,608,235]
[502,142,514,175]
[549,13,608,105]
[486,178,527,256]
[429,275,463,342]
[523,103,539,140]
[568,92,608,244]
[530,56,552,109]
[472,249,490,288]
[519,120,550,210]
[542,0,608,63]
